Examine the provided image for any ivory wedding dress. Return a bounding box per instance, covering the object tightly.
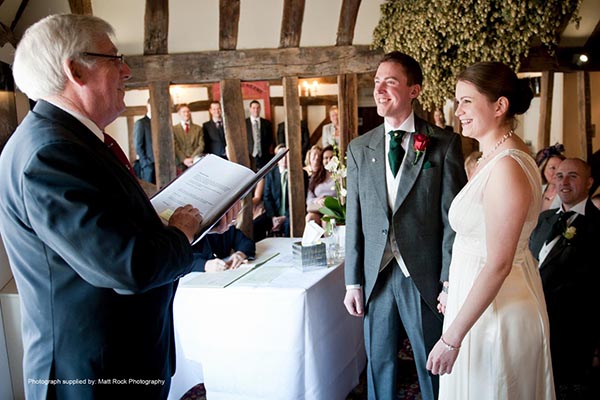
[439,149,555,400]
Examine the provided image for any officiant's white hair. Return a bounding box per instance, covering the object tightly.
[13,14,115,100]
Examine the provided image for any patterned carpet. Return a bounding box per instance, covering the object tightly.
[180,339,421,400]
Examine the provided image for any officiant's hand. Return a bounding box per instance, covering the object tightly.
[169,204,202,243]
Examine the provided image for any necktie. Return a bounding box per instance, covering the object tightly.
[388,130,406,177]
[252,120,261,157]
[103,133,135,177]
[545,210,575,244]
[216,120,222,130]
[280,169,288,216]
[185,122,189,134]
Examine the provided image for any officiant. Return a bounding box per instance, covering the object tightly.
[0,14,237,398]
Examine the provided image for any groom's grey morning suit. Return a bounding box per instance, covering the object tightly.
[345,115,466,400]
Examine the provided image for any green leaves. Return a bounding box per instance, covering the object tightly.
[373,0,581,111]
[319,196,346,225]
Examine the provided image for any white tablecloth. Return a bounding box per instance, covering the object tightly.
[169,238,366,400]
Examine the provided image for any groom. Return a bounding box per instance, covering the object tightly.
[344,51,466,400]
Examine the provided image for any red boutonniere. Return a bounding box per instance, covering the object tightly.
[413,133,430,165]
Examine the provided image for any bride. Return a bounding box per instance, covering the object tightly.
[426,62,554,399]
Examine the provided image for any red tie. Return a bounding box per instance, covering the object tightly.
[103,132,135,177]
[185,122,189,133]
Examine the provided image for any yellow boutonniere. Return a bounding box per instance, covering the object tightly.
[563,226,576,241]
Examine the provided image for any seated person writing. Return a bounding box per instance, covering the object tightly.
[192,225,256,272]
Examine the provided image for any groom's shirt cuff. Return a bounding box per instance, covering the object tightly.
[346,284,361,290]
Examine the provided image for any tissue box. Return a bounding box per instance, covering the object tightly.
[292,242,327,271]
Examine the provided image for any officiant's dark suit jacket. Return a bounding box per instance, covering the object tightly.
[529,200,600,381]
[345,116,466,358]
[0,101,209,398]
[245,117,274,170]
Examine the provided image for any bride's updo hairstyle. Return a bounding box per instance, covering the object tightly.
[457,62,533,125]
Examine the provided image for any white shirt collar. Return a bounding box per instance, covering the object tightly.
[181,120,190,128]
[46,100,104,142]
[558,198,587,216]
[384,112,415,135]
[250,116,260,124]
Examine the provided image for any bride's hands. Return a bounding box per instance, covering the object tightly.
[437,282,449,315]
[426,338,460,376]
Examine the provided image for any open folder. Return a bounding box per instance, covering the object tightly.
[151,150,288,245]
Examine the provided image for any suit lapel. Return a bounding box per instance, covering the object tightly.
[539,213,588,269]
[365,126,388,213]
[393,117,428,213]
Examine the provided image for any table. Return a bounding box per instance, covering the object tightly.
[168,238,366,400]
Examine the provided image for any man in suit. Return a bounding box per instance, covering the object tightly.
[245,100,273,170]
[203,101,227,158]
[173,103,204,173]
[276,120,310,161]
[0,14,235,398]
[263,144,308,237]
[343,51,466,400]
[133,99,155,183]
[529,158,600,399]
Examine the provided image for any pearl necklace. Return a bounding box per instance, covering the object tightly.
[477,130,513,164]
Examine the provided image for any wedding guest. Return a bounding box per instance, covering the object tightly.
[203,226,256,271]
[0,14,236,398]
[343,51,466,400]
[133,98,155,183]
[433,108,453,131]
[277,120,310,160]
[427,61,554,399]
[322,105,340,147]
[252,178,271,242]
[173,103,204,174]
[529,158,600,399]
[202,101,227,159]
[306,145,336,225]
[536,143,566,211]
[304,145,322,176]
[245,100,273,170]
[263,144,298,236]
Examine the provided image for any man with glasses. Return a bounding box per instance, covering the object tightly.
[0,14,237,398]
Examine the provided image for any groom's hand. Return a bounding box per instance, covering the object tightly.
[344,288,364,317]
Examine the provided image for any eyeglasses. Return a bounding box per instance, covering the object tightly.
[81,52,125,66]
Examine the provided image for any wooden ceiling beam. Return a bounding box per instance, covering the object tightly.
[68,0,92,15]
[144,0,169,55]
[336,0,361,46]
[125,45,383,87]
[0,21,15,47]
[219,0,240,50]
[280,0,305,48]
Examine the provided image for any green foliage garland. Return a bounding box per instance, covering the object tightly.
[372,0,581,111]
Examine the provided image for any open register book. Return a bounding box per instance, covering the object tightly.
[151,150,287,244]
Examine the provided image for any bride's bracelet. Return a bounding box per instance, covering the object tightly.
[441,336,461,351]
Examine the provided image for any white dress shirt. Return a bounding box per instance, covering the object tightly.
[378,113,416,278]
[538,198,587,265]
